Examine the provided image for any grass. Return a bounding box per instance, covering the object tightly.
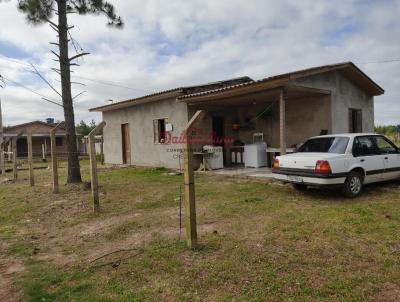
[0,161,400,301]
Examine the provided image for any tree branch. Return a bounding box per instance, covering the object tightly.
[42,97,63,107]
[69,52,90,61]
[51,50,60,58]
[46,18,58,29]
[72,91,86,100]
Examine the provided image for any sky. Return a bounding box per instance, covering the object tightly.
[0,0,399,126]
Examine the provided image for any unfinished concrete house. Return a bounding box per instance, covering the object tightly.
[90,62,384,170]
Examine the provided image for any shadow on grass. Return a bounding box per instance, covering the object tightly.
[296,179,400,201]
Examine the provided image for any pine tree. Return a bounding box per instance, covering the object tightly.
[16,0,122,183]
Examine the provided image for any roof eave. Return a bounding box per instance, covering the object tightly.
[90,90,183,112]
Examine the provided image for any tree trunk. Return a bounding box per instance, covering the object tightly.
[57,0,82,183]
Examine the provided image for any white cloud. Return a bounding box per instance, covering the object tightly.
[0,0,399,126]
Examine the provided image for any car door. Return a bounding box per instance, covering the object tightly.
[352,136,384,183]
[372,136,400,180]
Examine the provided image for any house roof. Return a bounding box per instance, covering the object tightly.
[177,62,384,101]
[4,120,66,136]
[89,76,253,112]
[5,120,57,130]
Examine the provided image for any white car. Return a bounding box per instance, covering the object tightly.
[272,133,400,197]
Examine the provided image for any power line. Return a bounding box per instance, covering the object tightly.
[355,59,400,65]
[0,55,153,93]
[1,75,63,107]
[1,75,90,111]
[72,75,152,92]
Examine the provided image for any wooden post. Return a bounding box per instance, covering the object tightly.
[27,133,34,186]
[12,138,17,181]
[0,140,4,176]
[50,122,65,194]
[183,110,205,249]
[88,122,106,213]
[279,89,287,155]
[0,99,4,176]
[100,136,104,165]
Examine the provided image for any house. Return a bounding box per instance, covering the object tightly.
[3,120,67,160]
[89,62,384,169]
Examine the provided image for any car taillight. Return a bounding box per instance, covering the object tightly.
[273,159,280,169]
[315,160,332,174]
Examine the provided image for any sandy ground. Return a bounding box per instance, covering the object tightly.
[0,241,24,302]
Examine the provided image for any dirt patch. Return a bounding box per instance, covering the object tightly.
[0,241,25,302]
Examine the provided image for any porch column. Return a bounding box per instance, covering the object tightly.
[279,89,287,155]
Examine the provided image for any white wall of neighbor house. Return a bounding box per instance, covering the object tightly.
[291,71,375,133]
[102,97,189,168]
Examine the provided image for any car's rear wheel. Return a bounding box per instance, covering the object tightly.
[293,183,307,191]
[342,171,363,198]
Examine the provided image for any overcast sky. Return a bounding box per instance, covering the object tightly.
[0,0,399,126]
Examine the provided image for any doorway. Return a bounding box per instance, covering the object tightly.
[212,116,224,146]
[349,108,362,133]
[121,123,131,165]
[212,116,226,164]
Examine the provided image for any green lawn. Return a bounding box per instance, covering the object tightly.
[0,161,400,301]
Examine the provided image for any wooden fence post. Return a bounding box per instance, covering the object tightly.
[0,140,5,176]
[88,122,106,213]
[100,136,104,165]
[12,132,23,182]
[27,133,34,186]
[183,110,205,249]
[50,122,64,194]
[12,138,18,181]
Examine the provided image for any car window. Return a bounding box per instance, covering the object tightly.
[373,136,398,154]
[353,136,378,157]
[297,137,349,153]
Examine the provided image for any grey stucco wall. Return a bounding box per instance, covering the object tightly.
[291,71,374,133]
[102,97,189,168]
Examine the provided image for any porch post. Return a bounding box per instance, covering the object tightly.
[279,89,287,155]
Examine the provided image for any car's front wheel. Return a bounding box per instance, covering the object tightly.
[342,171,363,198]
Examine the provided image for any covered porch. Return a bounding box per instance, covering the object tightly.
[179,83,332,170]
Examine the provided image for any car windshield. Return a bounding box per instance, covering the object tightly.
[297,137,349,154]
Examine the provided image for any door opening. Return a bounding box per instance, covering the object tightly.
[121,123,131,165]
[349,108,362,133]
[212,116,224,146]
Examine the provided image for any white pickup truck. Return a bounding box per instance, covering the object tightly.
[272,133,400,197]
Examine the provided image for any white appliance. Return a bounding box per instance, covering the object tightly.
[244,133,268,168]
[203,145,224,170]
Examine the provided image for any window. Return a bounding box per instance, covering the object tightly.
[349,109,362,133]
[373,136,398,154]
[297,137,349,154]
[153,118,169,144]
[352,136,378,157]
[56,137,63,147]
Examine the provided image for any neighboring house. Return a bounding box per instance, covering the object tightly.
[90,62,384,169]
[3,120,67,159]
